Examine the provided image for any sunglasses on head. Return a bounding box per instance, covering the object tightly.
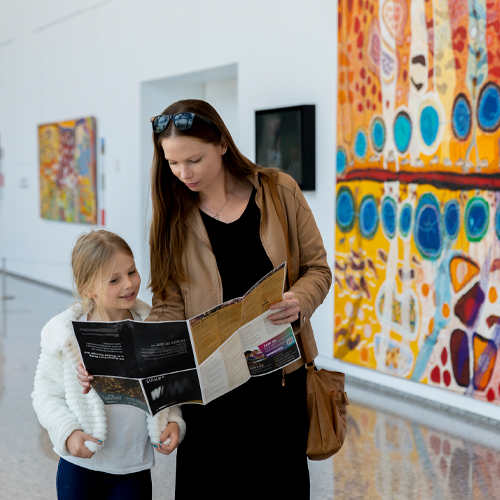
[150,112,214,134]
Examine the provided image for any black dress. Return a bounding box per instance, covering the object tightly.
[174,189,310,499]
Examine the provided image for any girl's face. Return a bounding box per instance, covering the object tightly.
[94,252,141,315]
[161,135,226,193]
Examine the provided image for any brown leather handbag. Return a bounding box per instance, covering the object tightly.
[267,174,349,461]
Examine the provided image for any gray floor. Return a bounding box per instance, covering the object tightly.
[1,274,499,499]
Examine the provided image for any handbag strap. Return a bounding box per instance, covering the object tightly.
[266,175,293,289]
[266,174,315,367]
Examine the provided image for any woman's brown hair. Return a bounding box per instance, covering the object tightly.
[149,99,276,300]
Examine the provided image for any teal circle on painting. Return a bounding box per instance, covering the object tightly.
[400,204,412,237]
[394,111,412,154]
[370,117,386,153]
[452,94,472,141]
[336,186,356,233]
[414,193,442,260]
[465,197,489,242]
[420,105,440,146]
[354,129,368,161]
[477,82,500,132]
[359,195,379,239]
[444,199,460,240]
[381,197,397,239]
[337,147,347,174]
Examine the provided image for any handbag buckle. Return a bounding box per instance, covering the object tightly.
[305,361,316,373]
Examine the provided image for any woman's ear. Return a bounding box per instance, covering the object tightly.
[221,138,228,155]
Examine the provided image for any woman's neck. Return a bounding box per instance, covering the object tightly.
[198,169,236,207]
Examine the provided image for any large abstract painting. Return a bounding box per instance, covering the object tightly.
[335,0,500,403]
[39,117,97,224]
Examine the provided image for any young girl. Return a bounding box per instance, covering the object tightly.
[32,230,185,500]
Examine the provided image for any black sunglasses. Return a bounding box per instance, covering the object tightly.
[150,112,214,134]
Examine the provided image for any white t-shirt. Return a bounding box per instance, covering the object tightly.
[57,310,155,474]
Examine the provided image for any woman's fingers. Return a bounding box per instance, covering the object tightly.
[270,312,299,325]
[269,292,299,324]
[269,307,299,324]
[269,308,299,324]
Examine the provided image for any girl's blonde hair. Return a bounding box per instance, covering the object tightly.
[71,230,134,319]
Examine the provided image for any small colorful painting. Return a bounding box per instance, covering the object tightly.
[39,117,97,224]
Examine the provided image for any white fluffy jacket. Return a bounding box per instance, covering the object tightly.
[31,299,186,457]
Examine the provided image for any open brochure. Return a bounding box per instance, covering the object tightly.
[72,263,301,416]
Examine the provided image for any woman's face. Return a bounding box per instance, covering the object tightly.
[161,135,226,193]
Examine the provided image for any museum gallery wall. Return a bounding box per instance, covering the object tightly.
[335,0,500,403]
[39,117,97,224]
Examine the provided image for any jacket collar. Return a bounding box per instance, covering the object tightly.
[40,298,152,356]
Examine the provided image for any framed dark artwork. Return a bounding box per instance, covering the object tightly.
[255,105,316,191]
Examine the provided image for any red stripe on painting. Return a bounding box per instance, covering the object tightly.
[338,170,500,191]
[101,209,105,226]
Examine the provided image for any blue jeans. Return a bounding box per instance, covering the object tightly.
[56,458,152,500]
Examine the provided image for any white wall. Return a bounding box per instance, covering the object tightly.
[2,0,496,418]
[139,68,238,300]
[0,0,336,294]
[0,0,337,365]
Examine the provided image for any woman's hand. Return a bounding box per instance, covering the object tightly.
[153,422,180,455]
[76,362,93,394]
[66,430,101,458]
[269,291,299,325]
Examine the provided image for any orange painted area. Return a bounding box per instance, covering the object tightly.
[361,346,369,363]
[473,335,497,391]
[450,256,480,293]
[442,304,450,319]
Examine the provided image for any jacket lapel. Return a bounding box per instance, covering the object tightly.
[186,205,212,250]
[253,173,288,270]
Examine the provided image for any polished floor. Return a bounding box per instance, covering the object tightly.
[1,274,499,499]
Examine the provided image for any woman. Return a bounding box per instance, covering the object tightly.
[79,99,331,498]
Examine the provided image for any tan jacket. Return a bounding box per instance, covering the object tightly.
[147,172,332,374]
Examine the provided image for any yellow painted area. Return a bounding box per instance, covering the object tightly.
[334,180,500,403]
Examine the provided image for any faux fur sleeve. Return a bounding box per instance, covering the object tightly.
[32,349,82,456]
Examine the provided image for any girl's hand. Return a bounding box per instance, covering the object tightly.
[269,291,299,325]
[66,430,101,458]
[76,362,93,394]
[153,422,180,455]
